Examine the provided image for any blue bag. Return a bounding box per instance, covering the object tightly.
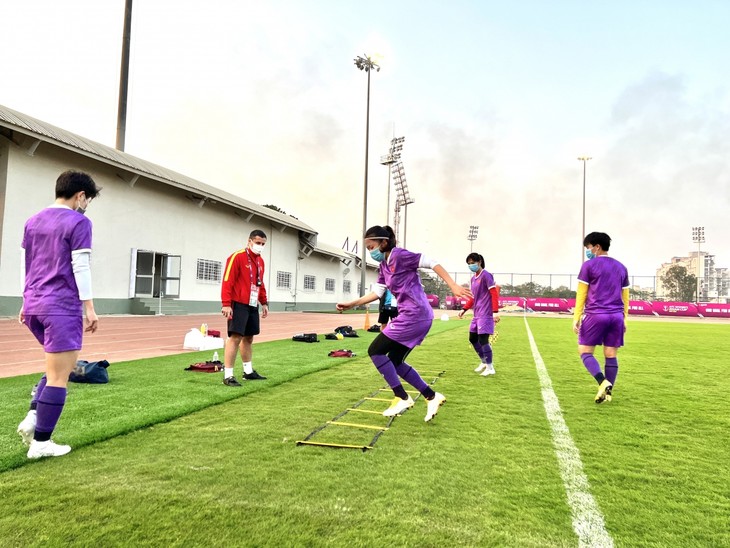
[69,360,110,384]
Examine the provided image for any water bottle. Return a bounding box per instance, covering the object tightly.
[212,351,219,362]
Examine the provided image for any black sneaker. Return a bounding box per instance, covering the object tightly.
[243,370,267,380]
[223,376,242,387]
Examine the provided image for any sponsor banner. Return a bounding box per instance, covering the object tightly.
[697,303,730,318]
[425,294,440,308]
[527,297,572,313]
[499,297,525,308]
[628,301,654,315]
[651,301,699,317]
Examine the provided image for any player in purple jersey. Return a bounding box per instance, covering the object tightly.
[16,171,101,458]
[573,232,629,404]
[336,225,471,422]
[458,253,501,376]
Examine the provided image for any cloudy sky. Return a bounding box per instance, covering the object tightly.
[3,1,729,282]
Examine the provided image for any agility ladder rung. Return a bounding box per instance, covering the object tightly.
[347,408,385,415]
[326,421,388,431]
[377,389,420,395]
[364,397,392,402]
[296,440,373,450]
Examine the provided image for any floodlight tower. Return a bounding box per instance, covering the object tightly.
[692,226,705,303]
[468,225,479,252]
[354,54,380,297]
[392,161,414,247]
[578,156,592,264]
[379,136,405,226]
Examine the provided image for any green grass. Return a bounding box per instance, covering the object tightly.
[0,316,728,547]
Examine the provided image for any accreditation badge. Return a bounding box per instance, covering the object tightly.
[248,284,259,307]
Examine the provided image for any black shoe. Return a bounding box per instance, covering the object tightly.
[223,376,242,387]
[243,370,267,380]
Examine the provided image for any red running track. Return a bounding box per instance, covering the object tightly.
[0,312,366,379]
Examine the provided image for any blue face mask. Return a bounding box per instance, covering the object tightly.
[585,248,596,260]
[369,248,385,262]
[468,263,479,273]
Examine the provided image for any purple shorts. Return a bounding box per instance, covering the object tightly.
[25,314,83,353]
[382,316,431,349]
[579,313,625,348]
[469,316,495,335]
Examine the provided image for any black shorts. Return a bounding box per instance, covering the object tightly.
[378,306,399,325]
[228,301,260,337]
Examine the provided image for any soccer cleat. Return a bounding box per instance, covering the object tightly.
[27,440,71,459]
[474,363,487,373]
[223,376,243,387]
[17,410,37,446]
[382,396,415,417]
[595,379,613,404]
[243,370,267,381]
[424,392,446,422]
[480,364,496,377]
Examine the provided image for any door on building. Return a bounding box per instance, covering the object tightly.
[132,250,181,298]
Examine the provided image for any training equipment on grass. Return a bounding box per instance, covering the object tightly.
[296,370,445,451]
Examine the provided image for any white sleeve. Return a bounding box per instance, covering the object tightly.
[371,282,387,298]
[71,250,93,301]
[418,255,439,269]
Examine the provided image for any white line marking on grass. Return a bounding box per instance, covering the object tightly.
[523,317,614,548]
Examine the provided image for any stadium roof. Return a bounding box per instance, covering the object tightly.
[0,104,317,238]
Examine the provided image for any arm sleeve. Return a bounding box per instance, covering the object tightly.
[489,286,500,313]
[71,250,93,301]
[622,288,630,318]
[259,258,268,305]
[462,297,474,311]
[418,255,439,269]
[573,282,588,322]
[371,283,387,298]
[221,254,235,307]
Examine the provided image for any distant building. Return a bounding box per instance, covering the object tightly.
[656,251,729,303]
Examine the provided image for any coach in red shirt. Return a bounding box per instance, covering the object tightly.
[220,229,269,386]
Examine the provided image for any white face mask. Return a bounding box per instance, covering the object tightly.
[250,243,265,255]
[75,194,88,215]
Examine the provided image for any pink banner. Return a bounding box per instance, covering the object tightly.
[425,294,440,308]
[628,301,654,315]
[651,301,699,317]
[527,297,573,313]
[698,303,730,318]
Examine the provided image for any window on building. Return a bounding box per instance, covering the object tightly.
[277,271,292,289]
[325,278,335,293]
[343,280,351,293]
[304,275,316,291]
[196,259,222,283]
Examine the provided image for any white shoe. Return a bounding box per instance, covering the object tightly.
[27,439,72,459]
[17,410,37,446]
[424,392,446,422]
[481,364,496,377]
[383,396,415,417]
[474,363,487,373]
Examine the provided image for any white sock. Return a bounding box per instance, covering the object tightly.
[243,362,253,375]
[224,367,234,378]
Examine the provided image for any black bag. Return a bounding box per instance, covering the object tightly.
[292,333,319,343]
[334,325,353,335]
[69,360,110,384]
[368,324,381,332]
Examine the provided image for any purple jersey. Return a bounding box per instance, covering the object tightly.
[378,247,433,321]
[470,269,496,319]
[22,206,92,315]
[577,256,629,315]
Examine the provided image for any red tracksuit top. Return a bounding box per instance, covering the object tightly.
[221,248,268,307]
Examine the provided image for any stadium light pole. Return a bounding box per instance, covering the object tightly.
[578,156,592,263]
[354,54,380,297]
[692,226,705,303]
[116,0,133,151]
[468,225,479,252]
[380,136,405,226]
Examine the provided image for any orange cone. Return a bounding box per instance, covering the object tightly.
[364,306,371,330]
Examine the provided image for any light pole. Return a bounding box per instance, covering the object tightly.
[392,161,414,247]
[578,156,592,263]
[468,225,479,252]
[379,136,405,226]
[354,54,380,297]
[692,226,705,303]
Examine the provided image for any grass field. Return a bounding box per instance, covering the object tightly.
[0,316,728,547]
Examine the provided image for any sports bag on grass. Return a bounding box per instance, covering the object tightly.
[69,360,110,384]
[292,333,319,343]
[328,349,355,358]
[185,361,224,373]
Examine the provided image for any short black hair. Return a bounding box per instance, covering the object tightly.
[55,170,101,200]
[249,229,267,240]
[364,225,396,251]
[583,232,611,251]
[466,252,485,268]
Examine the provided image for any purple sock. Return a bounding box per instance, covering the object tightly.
[394,362,429,394]
[371,355,402,390]
[482,343,493,365]
[605,357,618,385]
[33,386,67,442]
[580,353,603,379]
[30,375,47,411]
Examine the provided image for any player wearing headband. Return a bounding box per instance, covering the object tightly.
[337,225,472,422]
